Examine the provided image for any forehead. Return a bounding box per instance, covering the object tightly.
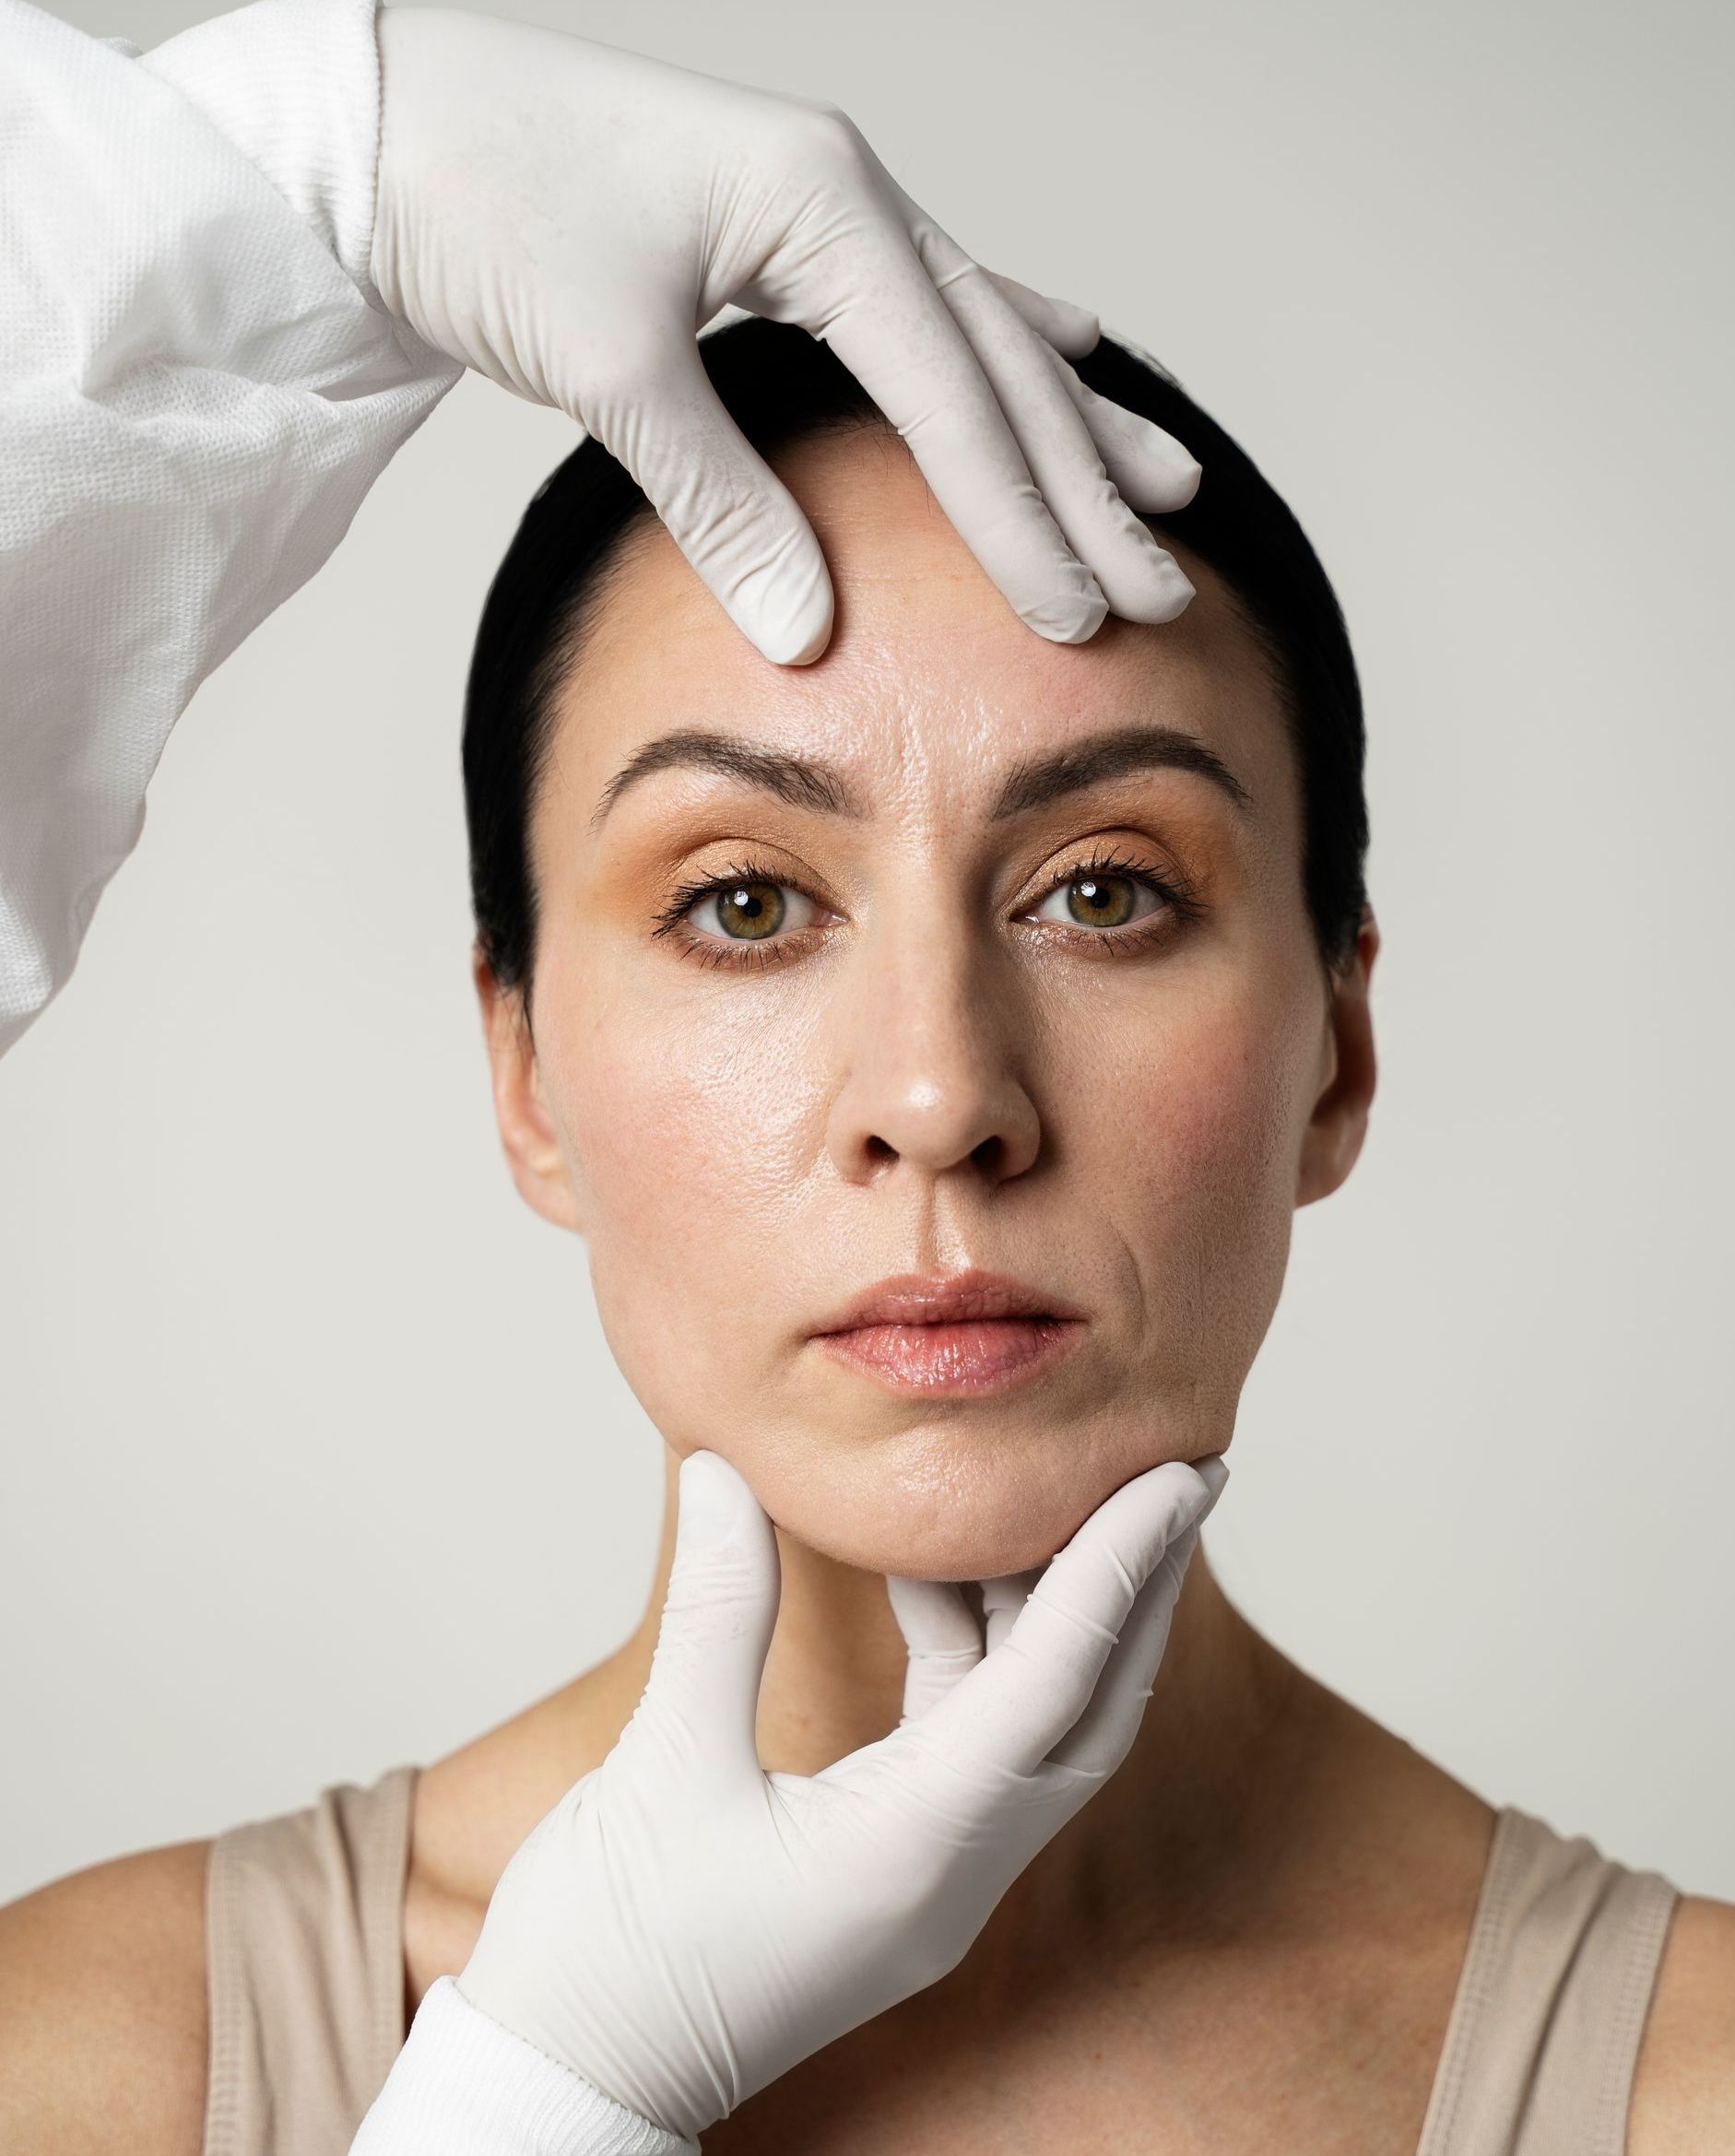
[538,425,1298,844]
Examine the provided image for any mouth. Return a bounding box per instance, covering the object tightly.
[809,1267,1087,1398]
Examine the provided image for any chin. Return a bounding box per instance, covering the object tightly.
[748,1406,1228,1583]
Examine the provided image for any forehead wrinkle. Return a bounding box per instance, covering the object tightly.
[584,710,1258,849]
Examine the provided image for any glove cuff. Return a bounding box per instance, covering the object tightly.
[139,0,384,298]
[350,1974,702,2156]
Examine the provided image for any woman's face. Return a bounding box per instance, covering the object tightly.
[478,425,1376,1581]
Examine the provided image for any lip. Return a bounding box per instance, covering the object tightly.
[810,1267,1088,1398]
[811,1267,1089,1336]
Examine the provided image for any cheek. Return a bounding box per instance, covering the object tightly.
[534,928,1323,1480]
[539,972,830,1420]
[1055,963,1316,1376]
[1104,992,1300,1203]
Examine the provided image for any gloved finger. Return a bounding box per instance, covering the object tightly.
[807,227,1108,643]
[887,1459,1215,1790]
[979,268,1101,359]
[1050,1455,1230,1774]
[631,1450,781,1782]
[860,171,1194,613]
[980,269,1201,513]
[1193,1452,1233,1508]
[979,1567,1045,1655]
[1046,1519,1197,1780]
[1038,340,1202,514]
[931,265,1195,626]
[885,1574,984,1724]
[572,321,836,667]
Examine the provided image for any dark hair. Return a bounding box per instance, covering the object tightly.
[463,314,1367,1007]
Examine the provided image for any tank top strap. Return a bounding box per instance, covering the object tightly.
[202,1762,419,2156]
[1416,1802,1679,2156]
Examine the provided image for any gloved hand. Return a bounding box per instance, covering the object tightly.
[368,5,1202,666]
[455,1445,1230,2147]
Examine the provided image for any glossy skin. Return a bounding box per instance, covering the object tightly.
[5,427,1734,2156]
[478,421,1377,1585]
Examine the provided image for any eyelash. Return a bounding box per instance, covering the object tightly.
[648,847,1205,973]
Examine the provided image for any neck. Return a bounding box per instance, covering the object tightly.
[571,1446,1324,1985]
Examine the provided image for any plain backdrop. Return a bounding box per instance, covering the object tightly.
[3,0,1730,1908]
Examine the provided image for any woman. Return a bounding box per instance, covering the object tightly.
[16,315,1727,2156]
[1,0,1241,2140]
[417,316,1732,2153]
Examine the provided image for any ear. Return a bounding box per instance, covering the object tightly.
[472,943,584,1234]
[1296,906,1379,1208]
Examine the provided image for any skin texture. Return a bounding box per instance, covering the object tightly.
[3,421,1732,2156]
[446,422,1528,2145]
[482,421,1374,1585]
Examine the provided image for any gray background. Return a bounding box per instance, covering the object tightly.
[3,0,1730,1906]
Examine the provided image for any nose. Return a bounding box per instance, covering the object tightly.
[823,919,1042,1186]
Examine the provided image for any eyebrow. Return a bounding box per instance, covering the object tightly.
[587,720,1253,834]
[990,723,1253,821]
[589,728,864,832]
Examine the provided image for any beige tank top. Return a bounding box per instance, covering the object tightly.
[199,1763,1681,2156]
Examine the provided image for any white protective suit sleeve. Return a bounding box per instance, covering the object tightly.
[351,1975,700,2156]
[0,0,462,1060]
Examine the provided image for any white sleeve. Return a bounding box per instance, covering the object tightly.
[0,0,463,1059]
[348,1975,702,2156]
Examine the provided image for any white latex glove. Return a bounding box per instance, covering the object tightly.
[455,1445,1230,2147]
[368,5,1202,666]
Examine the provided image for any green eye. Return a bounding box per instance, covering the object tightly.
[1033,871,1163,931]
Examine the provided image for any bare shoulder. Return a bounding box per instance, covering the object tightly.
[1629,1891,1735,2156]
[0,1838,210,2156]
